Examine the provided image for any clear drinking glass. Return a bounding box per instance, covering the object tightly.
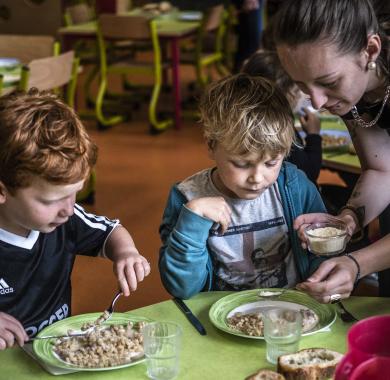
[142,322,182,380]
[263,308,302,364]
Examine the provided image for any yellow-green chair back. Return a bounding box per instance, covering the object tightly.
[182,4,229,87]
[18,50,80,108]
[96,13,172,131]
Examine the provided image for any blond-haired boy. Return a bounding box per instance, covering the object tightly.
[0,90,150,349]
[159,74,327,299]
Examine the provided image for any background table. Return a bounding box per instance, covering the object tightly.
[321,120,360,174]
[57,12,200,130]
[2,292,390,380]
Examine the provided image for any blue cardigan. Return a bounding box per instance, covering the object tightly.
[159,162,327,299]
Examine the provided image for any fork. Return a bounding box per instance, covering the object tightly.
[29,292,123,341]
[98,290,123,324]
[336,301,358,323]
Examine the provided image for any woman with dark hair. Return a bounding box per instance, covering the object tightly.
[272,0,390,303]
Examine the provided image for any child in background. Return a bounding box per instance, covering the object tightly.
[0,90,150,349]
[242,50,323,184]
[159,74,327,299]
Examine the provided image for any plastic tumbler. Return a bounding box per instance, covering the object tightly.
[335,315,390,380]
[263,308,302,364]
[142,322,182,380]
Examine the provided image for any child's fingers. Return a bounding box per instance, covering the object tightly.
[134,262,145,283]
[118,275,130,297]
[125,265,138,292]
[143,260,151,276]
[0,330,15,349]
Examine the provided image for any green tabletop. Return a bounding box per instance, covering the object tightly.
[321,119,361,174]
[1,292,389,380]
[57,10,200,38]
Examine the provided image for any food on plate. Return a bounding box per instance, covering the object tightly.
[227,309,319,337]
[245,369,286,380]
[53,321,147,368]
[159,1,172,12]
[143,1,172,13]
[321,133,349,148]
[277,348,343,380]
[304,222,348,256]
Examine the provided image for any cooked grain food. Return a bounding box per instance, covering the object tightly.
[227,309,318,337]
[54,321,146,368]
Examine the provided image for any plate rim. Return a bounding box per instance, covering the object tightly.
[33,312,151,371]
[209,288,336,340]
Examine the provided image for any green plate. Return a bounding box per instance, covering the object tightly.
[33,312,151,371]
[209,289,336,340]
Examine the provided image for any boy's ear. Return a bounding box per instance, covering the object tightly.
[207,140,216,160]
[0,181,7,204]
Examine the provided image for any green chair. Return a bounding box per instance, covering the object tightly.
[18,50,95,204]
[96,13,172,131]
[180,4,230,88]
[18,50,79,108]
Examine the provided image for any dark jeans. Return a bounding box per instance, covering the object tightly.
[233,1,263,72]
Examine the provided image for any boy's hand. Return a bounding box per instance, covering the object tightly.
[0,312,28,350]
[186,196,232,234]
[105,226,151,297]
[113,253,151,297]
[300,108,321,135]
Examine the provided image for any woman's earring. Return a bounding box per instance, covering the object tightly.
[367,61,377,70]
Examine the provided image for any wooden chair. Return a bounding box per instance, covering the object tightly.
[0,35,60,64]
[180,5,230,88]
[18,50,79,108]
[96,13,172,132]
[18,50,96,204]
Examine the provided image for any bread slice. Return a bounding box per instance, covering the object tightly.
[277,348,343,380]
[246,369,286,380]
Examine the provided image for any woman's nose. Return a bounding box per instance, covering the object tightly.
[308,88,328,110]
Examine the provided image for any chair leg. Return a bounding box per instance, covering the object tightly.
[148,79,172,131]
[215,61,230,77]
[95,74,124,128]
[84,65,99,108]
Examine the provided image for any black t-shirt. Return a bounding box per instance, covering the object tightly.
[0,204,118,337]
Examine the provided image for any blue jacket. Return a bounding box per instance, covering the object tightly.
[159,162,327,299]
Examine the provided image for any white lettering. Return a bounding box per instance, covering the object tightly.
[26,303,70,335]
[0,287,14,295]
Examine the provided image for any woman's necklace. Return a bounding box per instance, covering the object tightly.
[351,84,390,128]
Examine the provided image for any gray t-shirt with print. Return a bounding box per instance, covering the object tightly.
[177,168,299,290]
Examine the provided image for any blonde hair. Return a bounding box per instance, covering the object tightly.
[200,73,295,158]
[0,89,97,193]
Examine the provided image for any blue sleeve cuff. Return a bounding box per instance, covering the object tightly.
[175,205,214,243]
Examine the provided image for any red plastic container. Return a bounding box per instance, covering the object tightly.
[335,315,390,380]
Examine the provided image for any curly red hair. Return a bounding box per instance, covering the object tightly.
[0,89,97,193]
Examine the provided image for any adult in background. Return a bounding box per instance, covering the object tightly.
[232,0,263,72]
[272,0,390,302]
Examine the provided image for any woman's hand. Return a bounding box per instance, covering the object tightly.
[0,312,28,350]
[296,255,358,303]
[186,197,232,234]
[294,212,356,249]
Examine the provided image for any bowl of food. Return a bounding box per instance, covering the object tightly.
[304,222,348,256]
